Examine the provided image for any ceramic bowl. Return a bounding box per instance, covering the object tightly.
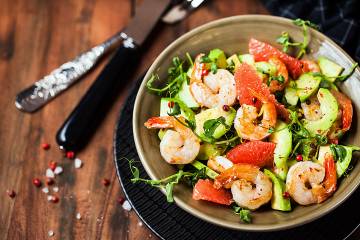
[133,15,360,231]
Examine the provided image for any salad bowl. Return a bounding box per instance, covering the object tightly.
[132,15,360,231]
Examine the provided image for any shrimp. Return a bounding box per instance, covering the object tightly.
[301,95,322,121]
[286,156,337,205]
[234,102,277,141]
[190,55,236,108]
[144,116,200,164]
[267,57,289,92]
[207,156,234,173]
[214,164,272,210]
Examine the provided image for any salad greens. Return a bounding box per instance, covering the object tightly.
[133,17,360,224]
[276,18,319,58]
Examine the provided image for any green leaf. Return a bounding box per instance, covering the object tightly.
[293,18,319,30]
[200,55,211,63]
[232,205,252,223]
[203,117,228,140]
[186,52,193,66]
[336,63,358,82]
[128,159,140,180]
[276,31,291,53]
[315,134,328,145]
[211,62,218,74]
[163,97,196,123]
[239,209,252,223]
[330,144,347,162]
[267,75,285,86]
[165,182,175,202]
[146,55,190,97]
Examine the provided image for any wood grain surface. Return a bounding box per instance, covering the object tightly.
[0,0,268,239]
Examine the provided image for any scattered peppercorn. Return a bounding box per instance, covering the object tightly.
[222,105,230,112]
[102,179,110,186]
[66,151,75,159]
[42,143,50,150]
[46,178,55,186]
[167,101,175,108]
[201,69,209,76]
[117,197,125,205]
[51,195,59,203]
[6,190,16,198]
[283,191,290,198]
[32,178,42,187]
[49,161,57,171]
[296,154,303,161]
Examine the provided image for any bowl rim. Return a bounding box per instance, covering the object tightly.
[132,14,360,231]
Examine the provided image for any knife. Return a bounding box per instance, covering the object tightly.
[56,0,171,151]
[14,0,206,113]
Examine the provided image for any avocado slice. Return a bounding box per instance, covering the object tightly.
[264,169,292,211]
[302,88,338,136]
[318,56,344,82]
[195,107,236,142]
[269,121,292,181]
[226,54,241,69]
[254,61,277,75]
[197,143,224,160]
[238,54,255,65]
[177,80,199,108]
[336,146,360,177]
[317,145,360,178]
[285,84,299,106]
[208,49,227,68]
[296,73,322,102]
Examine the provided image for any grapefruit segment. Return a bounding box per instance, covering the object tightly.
[192,179,233,205]
[226,141,276,167]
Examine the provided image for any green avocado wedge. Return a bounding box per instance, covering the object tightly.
[318,145,360,178]
[269,121,292,181]
[285,81,299,106]
[177,80,200,108]
[195,107,236,142]
[264,169,291,212]
[197,143,224,160]
[318,56,344,82]
[302,88,338,136]
[296,73,322,102]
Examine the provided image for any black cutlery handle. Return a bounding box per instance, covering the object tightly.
[56,42,140,151]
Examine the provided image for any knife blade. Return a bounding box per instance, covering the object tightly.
[56,0,171,151]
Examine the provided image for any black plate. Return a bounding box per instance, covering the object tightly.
[113,77,360,240]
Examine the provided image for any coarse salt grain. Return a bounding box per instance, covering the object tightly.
[122,200,132,211]
[48,230,54,237]
[53,187,59,193]
[46,169,55,178]
[42,187,49,194]
[47,195,53,201]
[138,221,143,227]
[74,158,82,169]
[54,166,63,175]
[76,213,81,220]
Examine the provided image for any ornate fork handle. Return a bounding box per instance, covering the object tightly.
[15,32,126,112]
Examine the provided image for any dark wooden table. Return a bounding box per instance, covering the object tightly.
[0,1,268,239]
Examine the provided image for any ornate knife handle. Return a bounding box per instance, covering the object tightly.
[15,32,127,112]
